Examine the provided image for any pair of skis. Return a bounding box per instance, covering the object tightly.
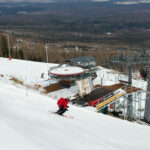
[48,110,73,119]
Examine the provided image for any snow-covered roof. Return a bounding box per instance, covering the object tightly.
[65,55,96,68]
[49,66,85,76]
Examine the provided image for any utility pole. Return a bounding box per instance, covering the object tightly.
[7,34,11,60]
[45,43,48,63]
[45,43,50,83]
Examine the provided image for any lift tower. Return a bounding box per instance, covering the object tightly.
[110,49,150,120]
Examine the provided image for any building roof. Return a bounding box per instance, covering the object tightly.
[65,55,96,65]
[49,66,85,76]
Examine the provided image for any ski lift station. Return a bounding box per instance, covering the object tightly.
[49,55,97,79]
[46,54,150,123]
[48,55,97,96]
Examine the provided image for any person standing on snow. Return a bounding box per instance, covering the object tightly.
[56,97,69,115]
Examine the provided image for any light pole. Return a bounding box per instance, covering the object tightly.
[7,34,11,60]
[45,43,48,63]
[45,43,50,82]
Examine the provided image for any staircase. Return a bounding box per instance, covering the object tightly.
[96,85,142,111]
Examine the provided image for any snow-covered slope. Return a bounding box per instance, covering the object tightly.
[0,57,150,150]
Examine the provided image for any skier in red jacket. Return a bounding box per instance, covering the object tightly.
[56,97,69,115]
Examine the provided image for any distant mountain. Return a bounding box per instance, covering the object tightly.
[114,0,150,5]
[0,0,54,2]
[0,0,150,4]
[0,0,110,3]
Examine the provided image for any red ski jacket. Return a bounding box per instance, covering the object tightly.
[57,97,69,109]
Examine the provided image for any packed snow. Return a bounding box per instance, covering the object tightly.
[0,57,150,150]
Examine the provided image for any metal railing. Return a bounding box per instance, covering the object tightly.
[95,84,143,110]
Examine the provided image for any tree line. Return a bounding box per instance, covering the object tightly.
[0,34,24,59]
[0,33,120,67]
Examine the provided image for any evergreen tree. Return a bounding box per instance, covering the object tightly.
[0,35,9,57]
[19,49,24,59]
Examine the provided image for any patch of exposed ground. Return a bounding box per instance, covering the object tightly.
[102,83,125,91]
[43,82,64,94]
[43,80,74,94]
[103,83,142,94]
[10,77,24,85]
